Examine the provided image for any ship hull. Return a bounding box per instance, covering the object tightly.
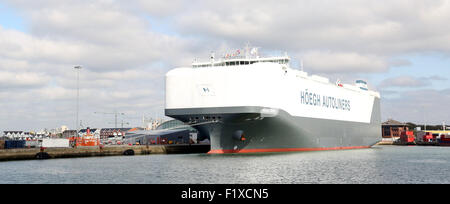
[165,62,382,153]
[165,99,381,154]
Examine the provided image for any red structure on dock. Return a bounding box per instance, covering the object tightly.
[400,131,415,143]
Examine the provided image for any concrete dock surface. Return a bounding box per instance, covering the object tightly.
[0,144,210,162]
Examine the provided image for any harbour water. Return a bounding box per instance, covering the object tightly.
[1,145,450,184]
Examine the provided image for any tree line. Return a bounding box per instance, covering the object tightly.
[406,122,448,131]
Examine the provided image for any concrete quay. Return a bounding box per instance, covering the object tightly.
[0,144,210,162]
[376,140,439,146]
[376,141,394,145]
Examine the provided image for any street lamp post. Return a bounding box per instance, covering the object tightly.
[74,66,82,135]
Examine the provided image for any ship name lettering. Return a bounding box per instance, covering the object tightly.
[300,89,351,111]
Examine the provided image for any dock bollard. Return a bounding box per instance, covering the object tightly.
[36,147,50,160]
[123,149,135,156]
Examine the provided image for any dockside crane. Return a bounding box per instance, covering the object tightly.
[94,111,125,128]
[107,120,130,128]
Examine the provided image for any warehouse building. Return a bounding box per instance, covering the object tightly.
[124,129,191,145]
[382,119,409,139]
[99,128,132,140]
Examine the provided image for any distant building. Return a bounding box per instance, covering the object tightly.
[99,128,132,140]
[124,129,191,145]
[62,130,77,138]
[156,120,196,131]
[79,128,101,138]
[156,119,205,143]
[60,125,68,132]
[382,119,409,139]
[3,131,23,139]
[2,131,35,140]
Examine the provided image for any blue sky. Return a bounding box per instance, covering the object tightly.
[366,53,450,90]
[0,3,25,31]
[0,0,449,132]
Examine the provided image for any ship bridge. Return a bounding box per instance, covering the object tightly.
[192,56,290,68]
[192,46,290,68]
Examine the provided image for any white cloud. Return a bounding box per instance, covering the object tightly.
[171,0,450,55]
[379,75,448,89]
[299,51,388,73]
[135,0,185,17]
[0,71,50,89]
[382,88,450,124]
[1,0,450,131]
[379,76,426,88]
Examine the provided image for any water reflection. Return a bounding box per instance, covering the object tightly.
[1,145,450,184]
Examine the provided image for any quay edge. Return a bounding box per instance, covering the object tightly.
[0,144,210,162]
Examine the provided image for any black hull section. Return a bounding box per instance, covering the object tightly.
[166,99,381,153]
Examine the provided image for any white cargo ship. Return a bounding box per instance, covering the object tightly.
[165,46,381,153]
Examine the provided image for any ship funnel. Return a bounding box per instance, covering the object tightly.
[356,80,368,91]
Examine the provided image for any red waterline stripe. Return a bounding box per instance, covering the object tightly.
[208,146,371,154]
